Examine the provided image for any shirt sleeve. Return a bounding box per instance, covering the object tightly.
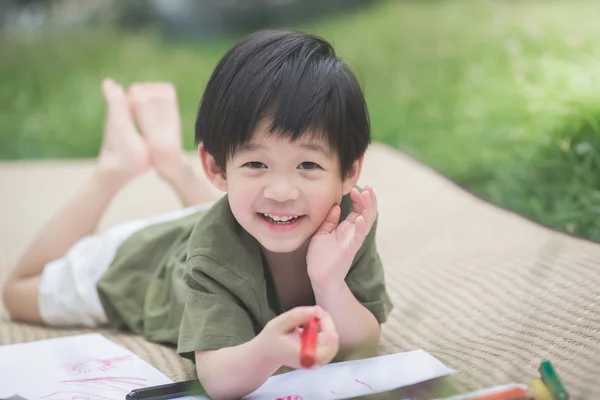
[345,217,394,324]
[177,255,257,360]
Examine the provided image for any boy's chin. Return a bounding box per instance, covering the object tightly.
[258,238,306,254]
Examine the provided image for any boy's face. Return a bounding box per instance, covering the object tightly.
[220,121,359,254]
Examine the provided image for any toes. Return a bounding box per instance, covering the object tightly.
[102,79,137,131]
[128,82,144,96]
[128,82,177,103]
[102,78,128,107]
[102,78,116,100]
[156,82,177,97]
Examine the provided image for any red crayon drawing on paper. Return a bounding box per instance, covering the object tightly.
[41,376,147,400]
[59,376,147,390]
[275,396,303,400]
[354,378,374,391]
[64,355,132,374]
[40,391,113,400]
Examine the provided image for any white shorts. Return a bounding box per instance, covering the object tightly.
[38,203,213,327]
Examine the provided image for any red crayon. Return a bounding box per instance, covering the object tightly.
[300,317,319,368]
[472,387,529,400]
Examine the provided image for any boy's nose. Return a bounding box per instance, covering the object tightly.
[263,179,300,202]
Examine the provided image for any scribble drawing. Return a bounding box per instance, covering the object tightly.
[40,376,148,400]
[59,376,147,391]
[354,378,374,391]
[64,355,132,374]
[274,396,302,400]
[40,391,113,400]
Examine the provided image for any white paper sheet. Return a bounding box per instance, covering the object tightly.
[0,333,208,400]
[0,333,453,400]
[243,349,455,400]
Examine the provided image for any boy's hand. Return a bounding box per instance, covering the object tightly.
[259,306,339,369]
[306,186,378,292]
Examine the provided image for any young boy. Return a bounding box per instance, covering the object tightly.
[2,29,392,399]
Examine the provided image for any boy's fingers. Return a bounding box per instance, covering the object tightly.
[315,205,340,235]
[351,216,367,249]
[314,306,336,334]
[350,186,378,228]
[361,187,378,227]
[315,332,339,366]
[367,186,378,210]
[272,306,316,332]
[350,187,364,214]
[343,210,360,224]
[360,189,372,213]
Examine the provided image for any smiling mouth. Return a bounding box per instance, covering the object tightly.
[259,213,305,225]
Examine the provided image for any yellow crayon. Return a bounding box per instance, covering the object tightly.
[528,378,552,400]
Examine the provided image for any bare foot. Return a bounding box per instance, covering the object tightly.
[128,82,184,180]
[97,78,151,183]
[129,81,223,206]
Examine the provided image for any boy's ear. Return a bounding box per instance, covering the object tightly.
[198,143,227,192]
[342,155,364,195]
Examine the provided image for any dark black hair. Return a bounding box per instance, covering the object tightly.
[195,29,370,177]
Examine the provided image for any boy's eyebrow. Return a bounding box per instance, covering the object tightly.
[300,143,334,159]
[238,142,334,159]
[237,142,263,153]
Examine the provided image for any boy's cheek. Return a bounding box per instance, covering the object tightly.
[228,183,259,217]
[235,183,260,204]
[311,194,340,223]
[227,174,253,196]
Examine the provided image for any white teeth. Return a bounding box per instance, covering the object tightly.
[263,213,299,222]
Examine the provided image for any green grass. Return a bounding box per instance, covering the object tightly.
[2,0,600,239]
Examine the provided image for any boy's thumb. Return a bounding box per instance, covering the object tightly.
[315,205,340,236]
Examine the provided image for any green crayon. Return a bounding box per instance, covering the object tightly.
[539,360,569,400]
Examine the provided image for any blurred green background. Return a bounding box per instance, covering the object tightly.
[2,0,600,239]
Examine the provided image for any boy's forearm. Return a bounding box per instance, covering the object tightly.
[194,336,281,399]
[313,282,381,358]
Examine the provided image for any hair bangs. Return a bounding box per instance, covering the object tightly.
[195,29,371,176]
[258,57,346,149]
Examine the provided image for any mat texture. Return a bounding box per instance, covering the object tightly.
[1,144,599,399]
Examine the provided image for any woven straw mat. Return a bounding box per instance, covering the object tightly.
[1,144,599,399]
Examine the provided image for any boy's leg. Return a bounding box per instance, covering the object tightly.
[129,82,222,206]
[2,79,150,324]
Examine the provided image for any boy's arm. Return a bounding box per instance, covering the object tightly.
[312,281,380,358]
[307,186,387,358]
[194,306,339,400]
[194,337,279,400]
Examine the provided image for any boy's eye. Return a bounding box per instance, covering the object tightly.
[244,161,267,169]
[298,162,321,170]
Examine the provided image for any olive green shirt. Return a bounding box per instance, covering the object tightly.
[97,193,393,360]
